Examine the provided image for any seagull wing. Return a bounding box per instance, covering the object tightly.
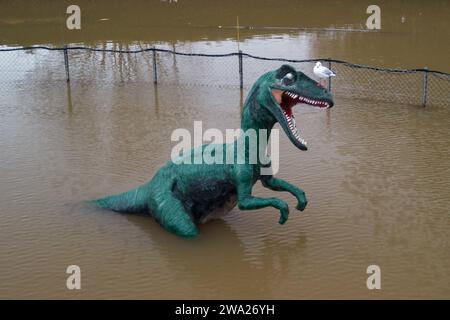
[321,67,335,76]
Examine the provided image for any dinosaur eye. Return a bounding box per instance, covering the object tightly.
[282,72,295,85]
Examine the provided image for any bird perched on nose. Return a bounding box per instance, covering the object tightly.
[313,61,335,87]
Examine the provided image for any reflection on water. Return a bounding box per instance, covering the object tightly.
[0,0,449,299]
[1,77,449,299]
[1,0,449,71]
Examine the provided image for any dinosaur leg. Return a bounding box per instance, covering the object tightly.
[148,190,199,238]
[236,181,290,225]
[261,176,308,211]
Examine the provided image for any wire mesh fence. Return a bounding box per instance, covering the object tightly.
[0,45,449,107]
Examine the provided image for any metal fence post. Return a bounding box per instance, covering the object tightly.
[422,67,429,107]
[238,50,243,89]
[63,45,70,82]
[327,59,332,92]
[152,47,158,85]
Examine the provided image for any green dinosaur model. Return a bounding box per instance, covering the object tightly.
[94,65,334,237]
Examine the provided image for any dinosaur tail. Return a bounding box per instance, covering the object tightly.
[93,181,152,214]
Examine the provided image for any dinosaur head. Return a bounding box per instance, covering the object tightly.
[253,64,334,151]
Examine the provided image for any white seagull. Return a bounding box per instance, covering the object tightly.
[313,61,335,87]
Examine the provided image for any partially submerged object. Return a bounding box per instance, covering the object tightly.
[94,65,334,237]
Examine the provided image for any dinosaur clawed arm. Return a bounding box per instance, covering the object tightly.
[260,176,308,212]
[235,180,290,224]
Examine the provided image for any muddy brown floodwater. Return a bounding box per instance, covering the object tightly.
[0,0,449,299]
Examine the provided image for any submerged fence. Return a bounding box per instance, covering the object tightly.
[0,45,449,107]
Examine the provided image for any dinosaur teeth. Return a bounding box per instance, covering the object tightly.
[282,110,307,146]
[281,92,327,147]
[293,94,329,110]
[281,99,307,146]
[286,92,300,100]
[293,131,307,146]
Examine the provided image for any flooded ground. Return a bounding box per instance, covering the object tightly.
[0,0,449,299]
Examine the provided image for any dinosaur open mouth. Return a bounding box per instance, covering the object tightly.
[277,90,331,147]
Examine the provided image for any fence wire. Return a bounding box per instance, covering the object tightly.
[0,45,449,107]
